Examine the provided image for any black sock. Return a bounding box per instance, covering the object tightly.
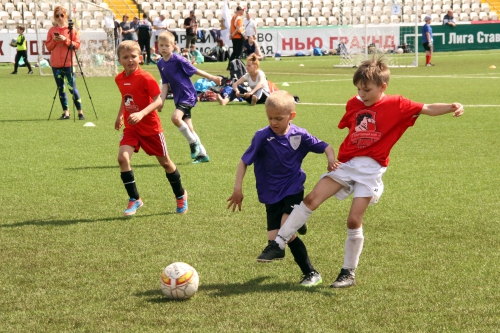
[121,170,139,200]
[166,169,184,198]
[288,237,315,275]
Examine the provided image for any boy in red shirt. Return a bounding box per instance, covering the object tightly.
[262,57,464,288]
[115,40,187,216]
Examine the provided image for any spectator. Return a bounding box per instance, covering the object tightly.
[184,10,198,49]
[153,14,178,42]
[243,11,257,39]
[113,15,122,50]
[228,6,246,69]
[120,15,134,41]
[137,13,152,65]
[243,35,264,60]
[189,44,204,64]
[443,10,456,27]
[131,16,139,41]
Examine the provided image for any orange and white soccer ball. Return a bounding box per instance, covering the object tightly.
[160,262,199,300]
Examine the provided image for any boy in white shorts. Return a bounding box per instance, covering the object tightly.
[262,56,464,288]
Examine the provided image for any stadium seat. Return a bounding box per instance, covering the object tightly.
[470,3,480,13]
[291,0,301,9]
[255,17,264,27]
[199,18,209,28]
[42,19,52,29]
[433,5,442,15]
[328,16,338,25]
[195,2,206,11]
[171,10,181,20]
[35,11,45,22]
[480,3,490,13]
[469,11,478,20]
[479,11,488,20]
[210,18,220,28]
[342,7,352,18]
[290,7,299,18]
[94,11,103,21]
[461,4,471,14]
[260,1,270,11]
[152,2,162,11]
[323,0,333,9]
[280,8,290,19]
[452,4,461,14]
[215,9,222,20]
[302,0,312,9]
[459,12,469,21]
[141,2,151,12]
[168,19,177,29]
[174,2,185,11]
[0,10,8,23]
[317,16,327,25]
[489,11,498,20]
[89,19,100,29]
[281,1,291,10]
[265,17,275,26]
[423,5,432,15]
[380,14,390,23]
[269,8,278,19]
[164,2,173,11]
[307,16,317,26]
[177,18,184,28]
[286,17,297,26]
[271,1,280,10]
[81,11,91,21]
[321,7,331,18]
[194,9,202,20]
[4,2,14,14]
[370,15,380,24]
[204,9,214,20]
[11,10,21,22]
[258,8,268,19]
[372,6,382,16]
[276,16,286,26]
[311,7,320,18]
[390,14,400,23]
[312,0,323,9]
[331,7,340,18]
[403,5,413,15]
[301,8,311,17]
[359,15,367,24]
[206,1,216,11]
[431,13,440,22]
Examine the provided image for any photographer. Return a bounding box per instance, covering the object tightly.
[45,6,85,120]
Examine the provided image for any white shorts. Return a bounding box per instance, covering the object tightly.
[321,156,387,205]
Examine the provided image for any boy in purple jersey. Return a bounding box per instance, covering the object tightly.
[156,31,222,164]
[227,90,336,287]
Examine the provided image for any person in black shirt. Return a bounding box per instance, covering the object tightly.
[183,10,197,49]
[137,13,152,65]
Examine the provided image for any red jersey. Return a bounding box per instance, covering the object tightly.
[115,68,162,137]
[337,94,424,167]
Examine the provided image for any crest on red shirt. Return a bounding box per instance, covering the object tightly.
[290,135,301,150]
[351,109,381,148]
[124,94,140,112]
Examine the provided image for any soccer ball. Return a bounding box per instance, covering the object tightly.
[160,262,199,300]
[9,39,17,48]
[397,48,404,54]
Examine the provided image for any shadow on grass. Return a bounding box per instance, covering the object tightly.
[136,276,333,302]
[65,163,159,170]
[0,212,173,228]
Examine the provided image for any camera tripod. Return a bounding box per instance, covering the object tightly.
[47,19,98,121]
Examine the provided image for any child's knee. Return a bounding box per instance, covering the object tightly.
[303,194,319,211]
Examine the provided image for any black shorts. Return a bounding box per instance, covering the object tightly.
[175,103,193,120]
[264,191,304,231]
[423,43,433,52]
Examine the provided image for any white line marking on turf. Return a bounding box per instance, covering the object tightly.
[299,103,500,107]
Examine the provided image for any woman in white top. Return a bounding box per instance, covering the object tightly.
[217,54,270,106]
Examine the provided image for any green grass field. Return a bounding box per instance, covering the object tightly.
[1,50,499,332]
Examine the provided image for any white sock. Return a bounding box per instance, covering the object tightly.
[193,132,207,156]
[276,201,312,249]
[178,122,196,143]
[343,227,364,271]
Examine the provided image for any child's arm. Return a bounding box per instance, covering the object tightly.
[227,160,248,212]
[419,103,464,117]
[158,84,169,112]
[127,94,162,125]
[194,68,222,86]
[115,104,124,131]
[324,145,339,172]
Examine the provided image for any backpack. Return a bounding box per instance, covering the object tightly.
[199,90,218,102]
[313,47,322,56]
[229,59,247,82]
[267,80,279,93]
[194,78,216,93]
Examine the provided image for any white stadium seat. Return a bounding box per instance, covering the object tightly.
[276,16,286,26]
[286,17,297,26]
[317,16,327,25]
[280,8,290,19]
[210,18,220,28]
[265,17,275,26]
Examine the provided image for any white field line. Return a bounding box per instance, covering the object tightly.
[299,102,500,107]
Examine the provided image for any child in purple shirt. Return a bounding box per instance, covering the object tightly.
[227,90,336,287]
[157,31,221,164]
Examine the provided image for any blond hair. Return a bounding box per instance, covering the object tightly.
[246,53,260,68]
[353,56,390,87]
[117,40,141,59]
[265,90,295,114]
[158,31,175,43]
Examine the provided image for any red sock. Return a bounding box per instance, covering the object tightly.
[426,55,431,64]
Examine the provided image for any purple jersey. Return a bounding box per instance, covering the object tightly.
[157,53,198,106]
[242,124,328,204]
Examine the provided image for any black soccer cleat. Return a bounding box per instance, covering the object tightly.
[330,268,356,288]
[256,240,285,262]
